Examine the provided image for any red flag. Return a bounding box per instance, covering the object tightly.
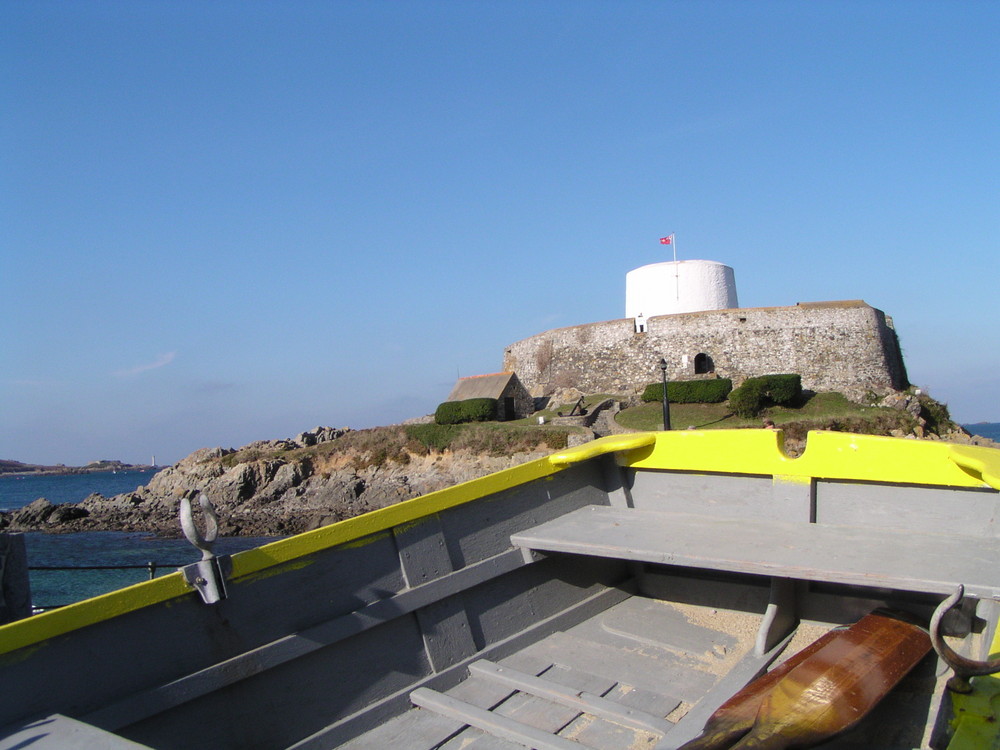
[660,236,672,245]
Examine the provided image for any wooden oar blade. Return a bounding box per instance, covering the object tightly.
[729,610,931,750]
[677,628,843,750]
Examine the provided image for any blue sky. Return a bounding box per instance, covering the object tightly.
[2,1,998,466]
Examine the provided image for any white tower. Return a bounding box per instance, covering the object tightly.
[626,260,738,321]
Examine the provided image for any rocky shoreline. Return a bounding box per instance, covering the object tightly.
[0,426,560,537]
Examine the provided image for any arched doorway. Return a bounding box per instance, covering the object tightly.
[694,353,714,374]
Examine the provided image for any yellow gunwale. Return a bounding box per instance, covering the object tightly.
[621,429,1000,490]
[2,430,997,658]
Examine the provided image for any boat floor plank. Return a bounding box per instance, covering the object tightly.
[516,630,716,703]
[532,663,618,698]
[438,728,525,749]
[599,683,680,726]
[493,691,582,734]
[592,596,739,656]
[410,688,582,750]
[559,712,660,750]
[507,660,681,721]
[446,675,517,711]
[443,677,583,734]
[470,660,672,734]
[498,652,575,683]
[513,505,1000,597]
[564,613,729,684]
[334,707,465,750]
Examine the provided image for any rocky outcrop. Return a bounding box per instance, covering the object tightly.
[916,429,999,448]
[10,498,58,526]
[1,427,558,537]
[875,390,993,444]
[0,498,90,531]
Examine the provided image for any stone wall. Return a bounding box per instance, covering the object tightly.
[498,377,535,420]
[502,301,908,402]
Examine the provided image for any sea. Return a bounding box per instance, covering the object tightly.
[964,422,1000,442]
[0,469,281,609]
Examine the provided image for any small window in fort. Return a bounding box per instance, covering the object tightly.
[694,353,714,374]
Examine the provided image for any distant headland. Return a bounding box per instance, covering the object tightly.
[0,459,156,477]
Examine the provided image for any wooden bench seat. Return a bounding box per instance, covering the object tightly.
[511,505,1000,599]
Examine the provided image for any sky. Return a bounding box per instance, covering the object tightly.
[2,1,998,466]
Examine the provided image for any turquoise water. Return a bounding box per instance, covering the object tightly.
[1,470,280,608]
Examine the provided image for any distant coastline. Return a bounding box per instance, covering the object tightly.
[0,459,157,478]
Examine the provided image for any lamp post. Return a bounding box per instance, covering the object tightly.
[659,357,671,431]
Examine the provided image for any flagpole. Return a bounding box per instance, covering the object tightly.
[673,233,679,301]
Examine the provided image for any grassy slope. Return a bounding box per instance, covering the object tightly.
[615,392,907,433]
[218,422,583,471]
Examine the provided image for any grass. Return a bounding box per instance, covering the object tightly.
[404,422,575,455]
[216,422,579,473]
[615,392,913,433]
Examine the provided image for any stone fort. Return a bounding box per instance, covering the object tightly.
[502,259,908,402]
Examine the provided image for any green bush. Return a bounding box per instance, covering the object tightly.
[434,398,497,425]
[727,374,802,418]
[642,379,733,404]
[728,380,767,418]
[917,394,953,433]
[756,374,803,406]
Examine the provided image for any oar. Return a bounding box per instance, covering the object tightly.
[677,627,844,750]
[678,610,929,750]
[727,610,930,749]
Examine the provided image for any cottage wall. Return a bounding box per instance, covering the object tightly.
[498,378,534,420]
[502,301,907,401]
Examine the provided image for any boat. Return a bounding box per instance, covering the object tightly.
[2,429,1000,749]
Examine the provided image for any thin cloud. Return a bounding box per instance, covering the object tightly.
[190,380,238,394]
[114,352,177,377]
